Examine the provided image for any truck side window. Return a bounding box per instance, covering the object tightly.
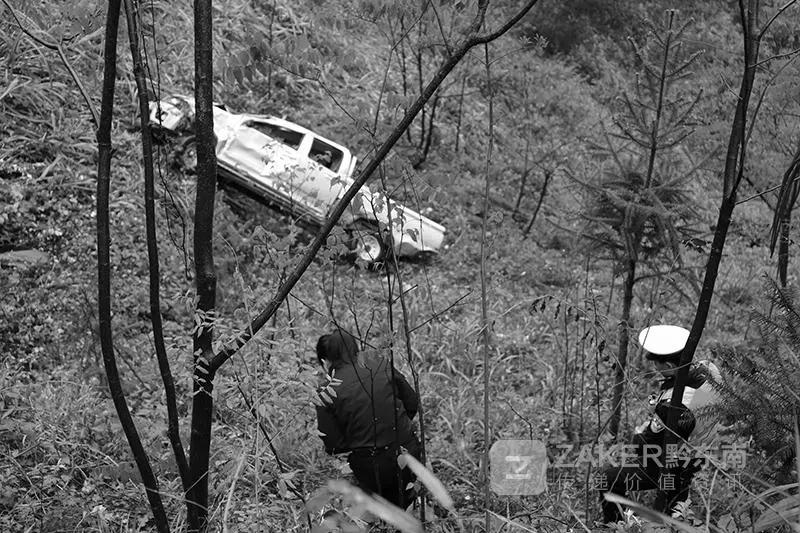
[248,122,303,150]
[309,139,343,172]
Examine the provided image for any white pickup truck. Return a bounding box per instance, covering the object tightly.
[149,94,446,264]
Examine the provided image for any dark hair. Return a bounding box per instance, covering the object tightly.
[646,350,682,365]
[316,330,358,367]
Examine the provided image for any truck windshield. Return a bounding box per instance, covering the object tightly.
[248,122,303,150]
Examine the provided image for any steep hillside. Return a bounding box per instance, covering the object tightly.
[2,1,799,531]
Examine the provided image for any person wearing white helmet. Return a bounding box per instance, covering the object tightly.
[598,324,722,524]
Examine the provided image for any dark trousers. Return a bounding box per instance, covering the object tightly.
[348,439,421,508]
[599,461,699,523]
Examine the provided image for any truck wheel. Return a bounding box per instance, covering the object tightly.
[175,136,198,173]
[349,223,386,267]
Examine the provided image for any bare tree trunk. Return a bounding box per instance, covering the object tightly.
[778,214,790,287]
[398,15,414,145]
[187,0,218,529]
[123,0,189,490]
[97,1,170,531]
[667,0,762,435]
[415,91,440,167]
[480,41,494,533]
[522,169,551,237]
[415,18,426,149]
[643,10,675,189]
[771,144,800,284]
[609,259,636,439]
[513,138,531,215]
[794,409,800,495]
[454,73,466,152]
[397,285,428,521]
[1,0,100,127]
[382,182,429,520]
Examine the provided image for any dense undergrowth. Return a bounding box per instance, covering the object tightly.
[2,0,799,532]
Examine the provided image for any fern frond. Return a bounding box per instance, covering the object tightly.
[711,281,800,481]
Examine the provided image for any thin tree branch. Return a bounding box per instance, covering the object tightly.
[428,0,453,56]
[235,382,312,529]
[97,0,170,530]
[468,0,539,45]
[124,0,189,490]
[209,0,542,372]
[739,174,800,205]
[523,169,551,237]
[757,0,798,40]
[2,0,100,127]
[754,46,800,67]
[408,291,473,333]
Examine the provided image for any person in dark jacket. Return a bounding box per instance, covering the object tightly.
[314,329,422,508]
[599,325,718,524]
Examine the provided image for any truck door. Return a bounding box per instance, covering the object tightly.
[218,119,326,222]
[303,136,349,210]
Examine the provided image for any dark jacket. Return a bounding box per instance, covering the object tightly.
[632,360,722,458]
[316,353,419,455]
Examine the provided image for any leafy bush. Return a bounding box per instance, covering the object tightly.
[714,279,800,484]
